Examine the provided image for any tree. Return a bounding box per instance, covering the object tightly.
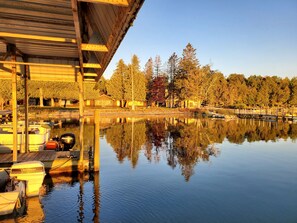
[167,53,179,107]
[125,55,146,109]
[289,77,297,106]
[95,76,107,95]
[144,58,154,104]
[226,74,248,108]
[154,55,162,77]
[175,43,200,107]
[206,71,228,106]
[107,59,127,107]
[150,75,167,106]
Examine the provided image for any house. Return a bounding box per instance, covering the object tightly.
[85,94,116,107]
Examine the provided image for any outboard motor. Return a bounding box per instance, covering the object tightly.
[60,133,75,151]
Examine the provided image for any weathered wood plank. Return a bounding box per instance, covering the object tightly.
[81,43,108,52]
[0,32,76,44]
[0,60,80,68]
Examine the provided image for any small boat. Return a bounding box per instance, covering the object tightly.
[0,123,51,153]
[0,169,26,216]
[10,161,46,197]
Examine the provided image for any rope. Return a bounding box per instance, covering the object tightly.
[50,157,73,171]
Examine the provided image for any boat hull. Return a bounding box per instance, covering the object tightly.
[10,161,46,197]
[0,124,50,152]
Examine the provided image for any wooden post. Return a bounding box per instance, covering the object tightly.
[79,117,85,167]
[78,73,84,119]
[39,88,44,107]
[24,63,29,153]
[94,110,100,171]
[11,45,18,162]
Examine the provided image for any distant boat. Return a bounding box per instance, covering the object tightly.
[207,112,225,119]
[0,123,51,153]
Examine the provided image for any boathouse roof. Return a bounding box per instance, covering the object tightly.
[0,0,144,82]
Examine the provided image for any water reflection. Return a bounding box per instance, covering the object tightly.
[1,117,296,222]
[104,118,297,181]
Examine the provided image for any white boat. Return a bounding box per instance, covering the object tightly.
[0,123,51,152]
[10,161,46,197]
[0,169,26,216]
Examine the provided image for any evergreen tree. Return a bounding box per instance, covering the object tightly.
[167,53,179,107]
[175,43,200,107]
[95,76,107,95]
[154,55,162,77]
[107,59,127,107]
[289,77,297,106]
[125,55,146,109]
[144,58,154,105]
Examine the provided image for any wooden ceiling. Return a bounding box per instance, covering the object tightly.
[0,0,144,82]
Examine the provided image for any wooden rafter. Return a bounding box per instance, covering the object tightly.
[77,0,129,7]
[0,32,76,44]
[83,63,101,68]
[0,60,80,68]
[71,0,85,75]
[81,43,108,52]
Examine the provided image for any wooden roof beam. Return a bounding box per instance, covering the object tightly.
[71,0,85,75]
[0,32,76,44]
[83,63,101,68]
[81,32,108,52]
[81,43,108,52]
[77,0,129,7]
[0,60,80,68]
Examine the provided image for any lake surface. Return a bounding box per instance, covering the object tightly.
[2,118,297,223]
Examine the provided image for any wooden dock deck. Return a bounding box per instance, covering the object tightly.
[0,150,90,174]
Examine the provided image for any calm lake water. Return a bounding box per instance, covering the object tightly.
[2,118,297,223]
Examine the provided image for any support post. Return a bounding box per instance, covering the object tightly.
[78,73,84,119]
[39,88,44,107]
[94,109,100,171]
[11,45,18,162]
[24,63,29,153]
[79,117,85,168]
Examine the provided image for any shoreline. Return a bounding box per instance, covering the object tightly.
[15,107,195,119]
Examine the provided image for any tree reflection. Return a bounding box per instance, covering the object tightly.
[105,119,146,167]
[104,118,297,181]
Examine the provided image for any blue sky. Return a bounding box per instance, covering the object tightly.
[103,0,297,79]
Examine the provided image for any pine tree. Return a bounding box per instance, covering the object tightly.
[107,59,127,107]
[175,43,200,107]
[144,58,154,105]
[167,53,179,107]
[154,55,162,77]
[126,55,146,109]
[289,77,297,106]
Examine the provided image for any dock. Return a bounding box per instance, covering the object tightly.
[0,151,90,174]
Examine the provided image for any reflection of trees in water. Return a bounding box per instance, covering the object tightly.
[105,120,146,167]
[103,118,297,181]
[166,119,220,181]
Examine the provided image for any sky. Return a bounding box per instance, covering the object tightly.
[103,0,297,79]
